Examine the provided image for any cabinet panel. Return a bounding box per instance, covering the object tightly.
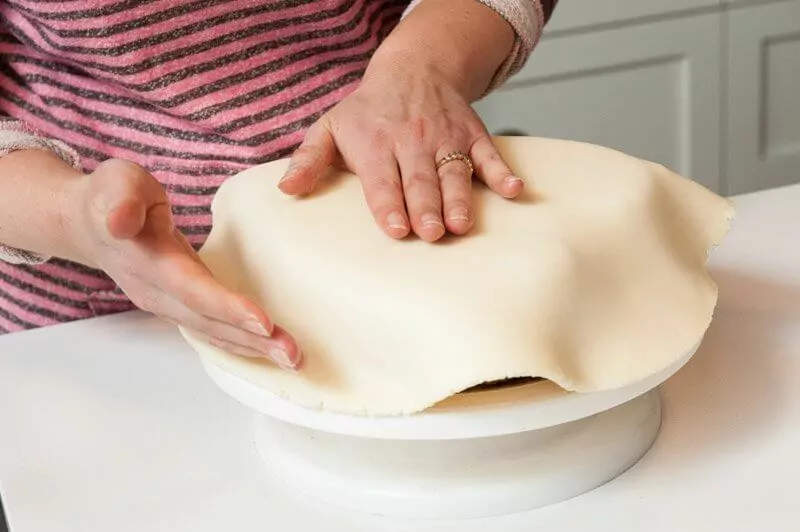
[475,15,721,191]
[547,0,725,33]
[722,0,796,5]
[546,0,719,34]
[727,1,800,194]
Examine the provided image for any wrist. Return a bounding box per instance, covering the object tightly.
[365,44,474,100]
[0,149,95,266]
[369,0,515,101]
[60,171,100,268]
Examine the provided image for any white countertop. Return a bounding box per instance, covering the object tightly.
[2,184,800,531]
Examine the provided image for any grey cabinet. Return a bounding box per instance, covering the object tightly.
[545,0,719,33]
[726,0,800,194]
[474,0,800,196]
[475,14,721,191]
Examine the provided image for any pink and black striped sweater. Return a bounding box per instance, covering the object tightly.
[0,0,557,333]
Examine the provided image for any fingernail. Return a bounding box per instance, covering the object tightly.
[243,319,271,337]
[386,211,408,231]
[268,348,296,369]
[447,208,470,223]
[278,166,296,185]
[505,176,523,188]
[421,213,444,228]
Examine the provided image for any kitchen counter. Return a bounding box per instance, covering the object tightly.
[1,184,800,531]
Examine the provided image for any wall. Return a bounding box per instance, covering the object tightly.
[474,0,800,195]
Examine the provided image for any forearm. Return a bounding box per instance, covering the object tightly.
[367,0,516,101]
[0,149,89,265]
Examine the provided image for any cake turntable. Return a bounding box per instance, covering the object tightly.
[198,340,700,520]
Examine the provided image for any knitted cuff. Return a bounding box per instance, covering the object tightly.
[402,0,544,94]
[0,119,81,265]
[0,120,81,169]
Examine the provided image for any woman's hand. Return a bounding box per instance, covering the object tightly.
[277,0,521,242]
[71,159,301,369]
[278,63,522,242]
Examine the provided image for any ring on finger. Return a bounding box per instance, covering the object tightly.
[436,151,474,177]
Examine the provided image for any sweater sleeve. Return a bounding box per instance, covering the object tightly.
[402,0,559,93]
[0,116,82,265]
[0,118,81,170]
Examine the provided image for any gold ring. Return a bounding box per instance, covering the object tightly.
[436,151,474,176]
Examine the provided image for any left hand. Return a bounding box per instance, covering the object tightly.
[277,59,523,242]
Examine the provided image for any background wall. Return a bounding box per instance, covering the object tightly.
[474,0,800,196]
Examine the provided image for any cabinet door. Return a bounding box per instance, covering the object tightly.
[546,0,718,34]
[726,1,800,194]
[474,14,721,191]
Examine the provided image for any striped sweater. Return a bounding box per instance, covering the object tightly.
[0,0,556,334]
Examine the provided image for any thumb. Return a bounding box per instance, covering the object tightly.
[90,159,169,241]
[106,197,147,240]
[278,120,337,195]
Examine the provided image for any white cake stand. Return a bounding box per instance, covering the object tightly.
[200,342,700,520]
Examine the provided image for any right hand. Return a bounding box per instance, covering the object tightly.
[71,159,302,370]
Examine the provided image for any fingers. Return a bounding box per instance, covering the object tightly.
[434,146,475,235]
[280,117,413,239]
[158,246,303,368]
[288,100,521,242]
[157,249,275,336]
[396,148,445,242]
[470,135,523,198]
[173,228,206,268]
[166,300,301,369]
[153,267,303,369]
[278,121,337,196]
[121,230,302,370]
[355,154,410,239]
[191,327,302,370]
